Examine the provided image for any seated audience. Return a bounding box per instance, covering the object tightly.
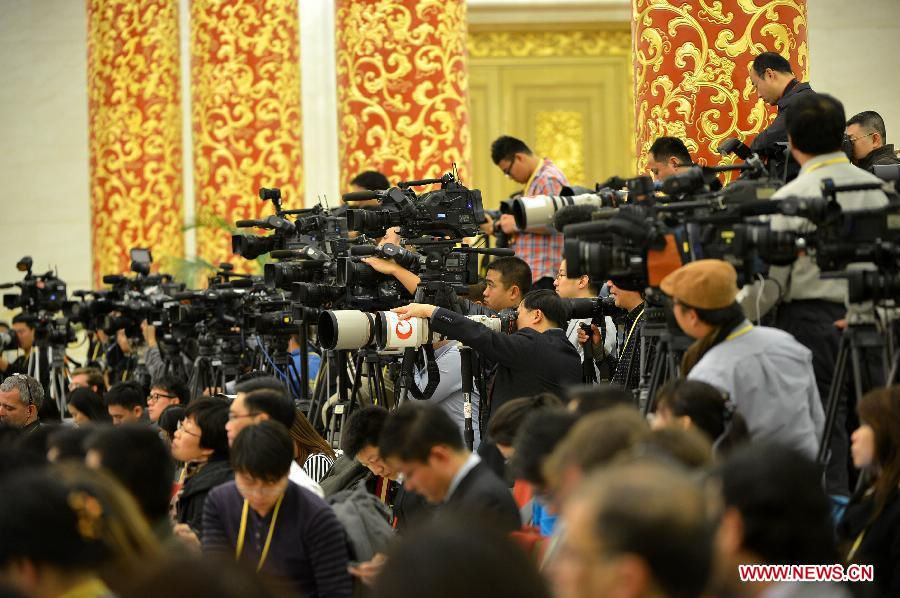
[289,407,336,483]
[69,366,107,396]
[202,421,352,597]
[0,373,44,433]
[47,427,93,462]
[146,375,190,424]
[105,381,148,425]
[67,387,112,425]
[653,378,749,454]
[157,404,186,448]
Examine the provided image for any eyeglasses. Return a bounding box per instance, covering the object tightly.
[148,392,176,403]
[11,373,35,407]
[555,270,568,280]
[227,411,255,422]
[176,420,200,437]
[849,132,875,143]
[501,156,515,177]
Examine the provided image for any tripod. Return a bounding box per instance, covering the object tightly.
[817,323,888,468]
[28,342,68,418]
[638,320,693,416]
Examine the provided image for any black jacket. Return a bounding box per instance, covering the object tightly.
[447,461,521,533]
[858,144,900,172]
[429,307,582,418]
[176,458,233,536]
[837,488,900,597]
[751,80,815,155]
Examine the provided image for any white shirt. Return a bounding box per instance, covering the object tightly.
[289,460,324,498]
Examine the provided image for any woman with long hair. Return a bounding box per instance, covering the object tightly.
[67,387,112,425]
[660,260,824,459]
[838,386,900,596]
[289,408,335,483]
[653,378,750,456]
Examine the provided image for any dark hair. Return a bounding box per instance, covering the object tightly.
[649,136,692,165]
[857,387,900,522]
[11,313,36,328]
[342,406,389,458]
[521,289,568,329]
[379,403,464,463]
[122,555,280,598]
[69,388,112,423]
[184,399,230,460]
[158,405,186,441]
[634,427,712,469]
[488,393,562,446]
[231,421,294,482]
[490,135,532,165]
[243,389,296,429]
[485,256,532,297]
[152,375,190,406]
[656,378,749,454]
[47,427,94,462]
[751,51,793,76]
[0,470,110,571]
[372,513,551,598]
[350,170,391,191]
[105,381,147,410]
[566,383,633,415]
[785,92,846,155]
[847,110,887,142]
[713,444,837,564]
[577,462,712,598]
[235,375,287,396]
[71,367,107,396]
[511,409,578,488]
[679,301,746,376]
[85,425,175,522]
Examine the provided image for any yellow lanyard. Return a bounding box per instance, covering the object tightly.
[847,529,866,562]
[622,308,645,354]
[803,156,848,174]
[523,162,541,195]
[235,494,284,572]
[725,323,753,341]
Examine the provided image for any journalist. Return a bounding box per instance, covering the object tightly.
[489,136,569,289]
[146,374,190,424]
[662,259,824,459]
[393,289,582,418]
[104,381,148,425]
[0,373,44,433]
[845,110,900,171]
[749,51,815,161]
[740,92,888,493]
[647,136,694,181]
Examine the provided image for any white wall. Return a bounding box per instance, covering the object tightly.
[0,0,91,312]
[808,0,900,147]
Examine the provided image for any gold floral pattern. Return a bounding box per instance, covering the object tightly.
[468,29,633,58]
[87,0,185,287]
[336,0,470,192]
[535,111,587,186]
[633,0,808,175]
[191,0,303,273]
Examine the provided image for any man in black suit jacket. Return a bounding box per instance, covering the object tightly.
[393,289,581,419]
[378,402,520,533]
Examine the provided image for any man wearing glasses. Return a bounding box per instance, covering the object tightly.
[146,375,190,423]
[489,135,568,291]
[0,373,43,434]
[845,110,900,172]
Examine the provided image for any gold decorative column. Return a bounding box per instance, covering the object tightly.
[87,0,185,287]
[633,0,809,174]
[335,0,471,191]
[191,0,303,272]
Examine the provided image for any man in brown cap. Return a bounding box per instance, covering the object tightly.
[660,260,824,459]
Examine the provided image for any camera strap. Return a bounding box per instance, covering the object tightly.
[405,344,440,401]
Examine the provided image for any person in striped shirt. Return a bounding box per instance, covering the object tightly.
[289,407,336,483]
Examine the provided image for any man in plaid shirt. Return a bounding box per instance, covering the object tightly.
[490,136,569,289]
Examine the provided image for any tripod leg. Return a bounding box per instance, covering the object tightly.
[818,334,850,467]
[643,341,668,417]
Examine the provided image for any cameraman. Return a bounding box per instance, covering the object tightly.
[749,51,814,171]
[647,137,694,181]
[142,319,193,386]
[393,289,582,418]
[488,136,568,290]
[741,92,888,494]
[845,110,900,172]
[0,315,45,381]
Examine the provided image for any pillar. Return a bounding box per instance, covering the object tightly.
[87,0,185,287]
[190,0,303,272]
[633,0,809,174]
[335,0,471,192]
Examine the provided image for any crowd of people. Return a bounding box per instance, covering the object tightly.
[1,51,899,597]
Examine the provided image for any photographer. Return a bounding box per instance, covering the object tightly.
[749,51,815,167]
[741,92,888,492]
[846,110,900,171]
[142,319,193,386]
[647,136,694,181]
[489,136,568,290]
[393,289,581,418]
[0,314,48,383]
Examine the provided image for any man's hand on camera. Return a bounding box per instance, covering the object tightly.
[393,303,437,320]
[379,227,402,247]
[480,213,494,236]
[141,319,157,347]
[349,553,386,587]
[362,257,398,276]
[498,214,518,235]
[577,323,603,347]
[116,329,132,354]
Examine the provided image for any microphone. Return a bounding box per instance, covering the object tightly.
[235,219,267,228]
[342,191,381,202]
[102,275,127,285]
[553,204,599,232]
